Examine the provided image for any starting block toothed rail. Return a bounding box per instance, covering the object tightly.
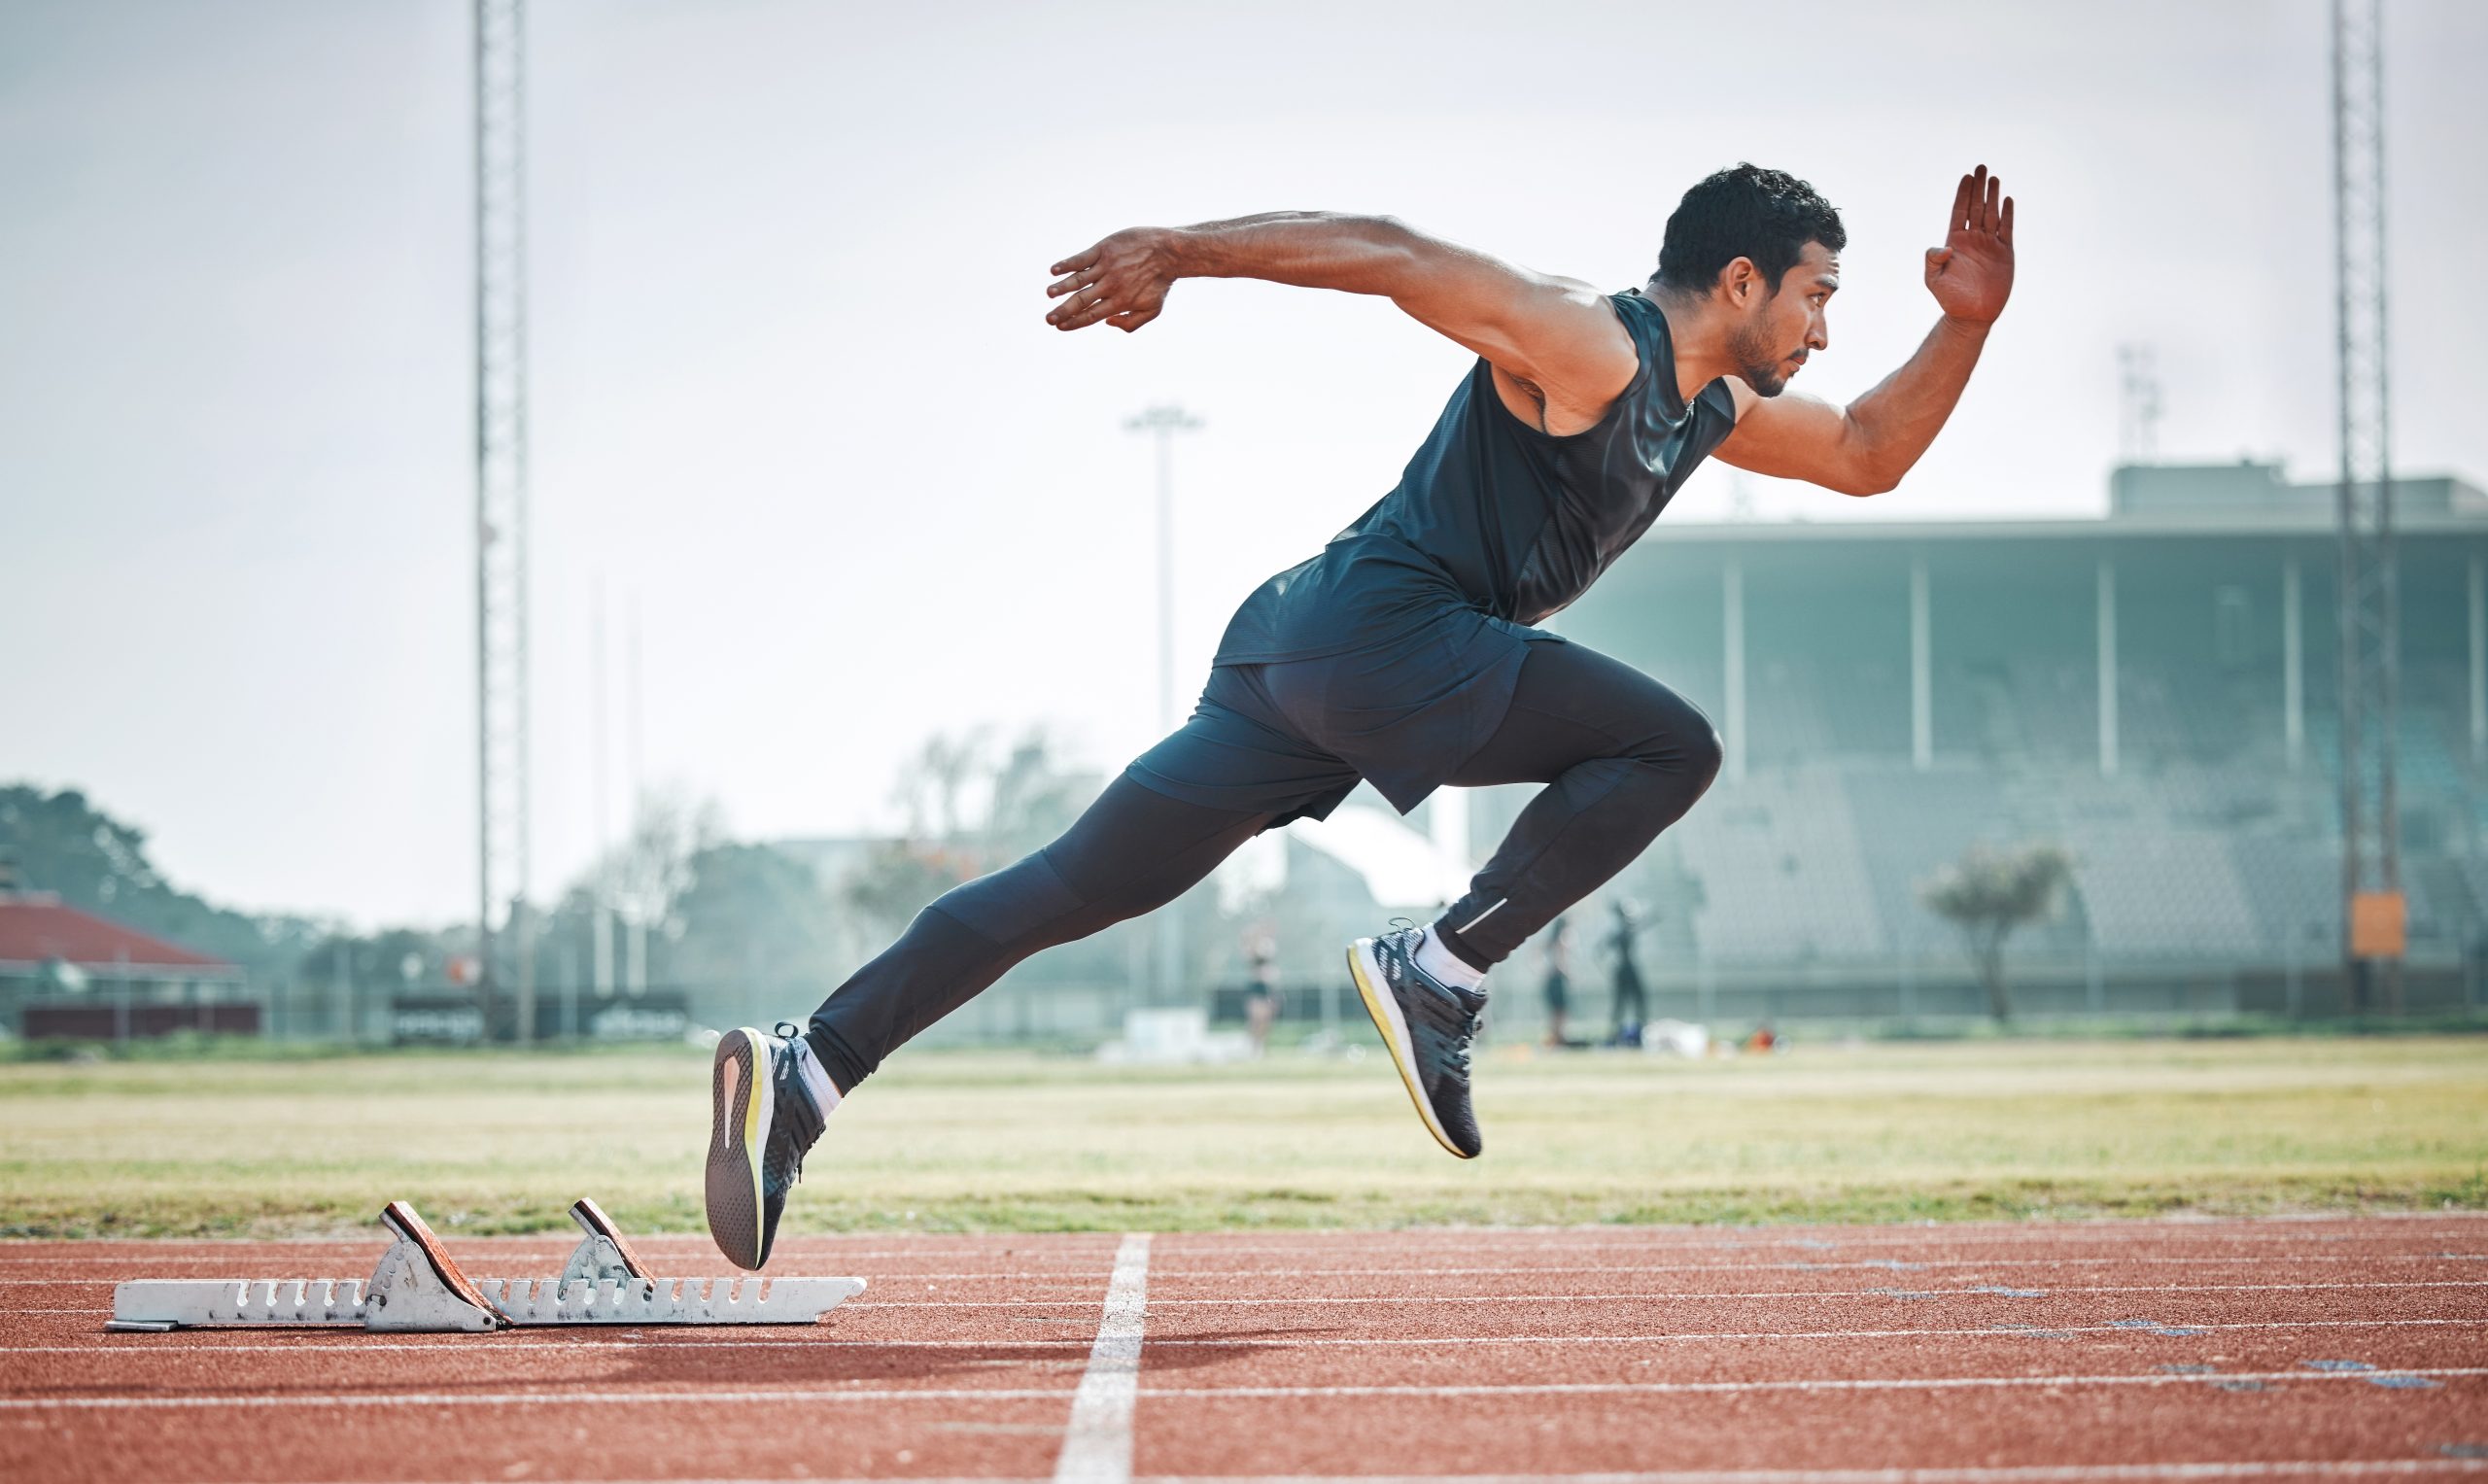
[107,1198,865,1332]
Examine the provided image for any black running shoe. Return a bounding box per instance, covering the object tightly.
[705,1022,833,1271]
[1347,926,1486,1158]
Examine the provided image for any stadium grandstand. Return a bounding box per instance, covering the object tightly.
[1477,461,2488,1023]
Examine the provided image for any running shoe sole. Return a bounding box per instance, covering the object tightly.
[1347,939,1473,1159]
[704,1026,773,1271]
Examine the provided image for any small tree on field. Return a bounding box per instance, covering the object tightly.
[1919,844,2072,1023]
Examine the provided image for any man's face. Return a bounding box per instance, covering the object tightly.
[1728,240,1839,397]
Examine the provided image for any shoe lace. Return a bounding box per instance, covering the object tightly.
[767,1022,815,1188]
[1441,1029,1474,1082]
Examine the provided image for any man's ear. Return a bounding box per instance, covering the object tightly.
[1717,256,1762,309]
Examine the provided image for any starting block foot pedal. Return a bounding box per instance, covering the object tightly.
[111,1198,865,1332]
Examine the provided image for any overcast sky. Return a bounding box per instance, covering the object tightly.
[4,0,2484,927]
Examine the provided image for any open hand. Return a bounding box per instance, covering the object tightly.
[1924,165,2014,327]
[1046,227,1178,333]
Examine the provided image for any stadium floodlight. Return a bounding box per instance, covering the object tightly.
[473,0,534,1040]
[1125,404,1202,1002]
[2331,0,2401,1011]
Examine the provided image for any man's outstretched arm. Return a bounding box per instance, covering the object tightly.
[1717,166,2016,497]
[1046,212,1637,431]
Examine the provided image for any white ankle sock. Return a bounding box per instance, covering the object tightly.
[790,1035,843,1113]
[1415,926,1487,991]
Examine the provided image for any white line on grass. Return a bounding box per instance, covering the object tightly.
[2,1366,2481,1410]
[1054,1232,1152,1484]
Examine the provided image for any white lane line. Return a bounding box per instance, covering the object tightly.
[17,1275,2484,1323]
[11,1253,2481,1282]
[0,1274,1111,1289]
[3,1366,2482,1410]
[0,1255,1126,1271]
[847,1278,2488,1307]
[0,1388,1079,1408]
[5,1315,2479,1356]
[440,1467,2488,1484]
[1053,1233,1152,1484]
[1128,1365,2488,1398]
[261,1466,2481,1484]
[1128,1465,2488,1481]
[1138,1255,2488,1277]
[8,1213,2475,1258]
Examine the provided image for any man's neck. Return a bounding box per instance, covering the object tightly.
[1643,281,1742,405]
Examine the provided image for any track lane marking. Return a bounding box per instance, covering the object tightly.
[3,1365,2484,1409]
[848,1278,2488,1305]
[5,1213,2477,1258]
[1053,1232,1151,1484]
[389,1467,2488,1484]
[6,1315,2480,1355]
[1139,1464,2488,1473]
[1119,1467,2488,1481]
[18,1275,2486,1319]
[9,1253,2481,1280]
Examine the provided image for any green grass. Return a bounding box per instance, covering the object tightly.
[1,1037,2482,1239]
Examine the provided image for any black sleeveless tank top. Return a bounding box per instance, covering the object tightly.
[1213,288,1739,665]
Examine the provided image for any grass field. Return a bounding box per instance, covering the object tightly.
[2,1036,2482,1239]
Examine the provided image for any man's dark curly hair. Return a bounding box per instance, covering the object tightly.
[1655,164,1846,296]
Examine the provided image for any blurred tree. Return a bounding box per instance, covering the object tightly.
[1919,844,2072,1023]
[603,788,724,942]
[841,729,1099,946]
[665,841,843,989]
[0,784,323,977]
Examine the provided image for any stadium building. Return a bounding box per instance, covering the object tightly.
[1497,462,2488,1023]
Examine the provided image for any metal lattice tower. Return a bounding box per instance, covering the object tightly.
[474,0,533,1039]
[2332,0,2400,1010]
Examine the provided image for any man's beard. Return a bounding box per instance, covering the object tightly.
[1730,318,1795,397]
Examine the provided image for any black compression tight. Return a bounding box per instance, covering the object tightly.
[806,641,1720,1092]
[807,777,1273,1092]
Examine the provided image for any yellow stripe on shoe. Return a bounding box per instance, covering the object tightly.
[1348,942,1469,1159]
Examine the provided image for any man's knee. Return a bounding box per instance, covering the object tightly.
[1622,710,1723,793]
[1680,722,1725,793]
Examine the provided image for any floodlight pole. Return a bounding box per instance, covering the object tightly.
[474,0,533,1041]
[2332,0,2400,1012]
[1126,405,1202,1001]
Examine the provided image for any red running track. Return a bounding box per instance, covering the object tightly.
[2,1216,2485,1482]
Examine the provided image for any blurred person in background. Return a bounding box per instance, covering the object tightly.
[1242,920,1282,1057]
[1607,899,1648,1048]
[705,163,2015,1268]
[1542,915,1577,1050]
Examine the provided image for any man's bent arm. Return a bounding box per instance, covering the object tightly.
[1717,165,2016,498]
[1047,213,1636,419]
[1717,317,1990,497]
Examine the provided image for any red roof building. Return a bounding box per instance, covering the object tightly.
[0,894,235,973]
[0,893,254,1040]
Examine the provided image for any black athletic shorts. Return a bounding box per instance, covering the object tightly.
[1127,611,1558,825]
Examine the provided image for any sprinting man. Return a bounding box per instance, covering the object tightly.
[704,164,2016,1269]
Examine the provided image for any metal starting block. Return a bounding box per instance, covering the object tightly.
[108,1197,866,1332]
